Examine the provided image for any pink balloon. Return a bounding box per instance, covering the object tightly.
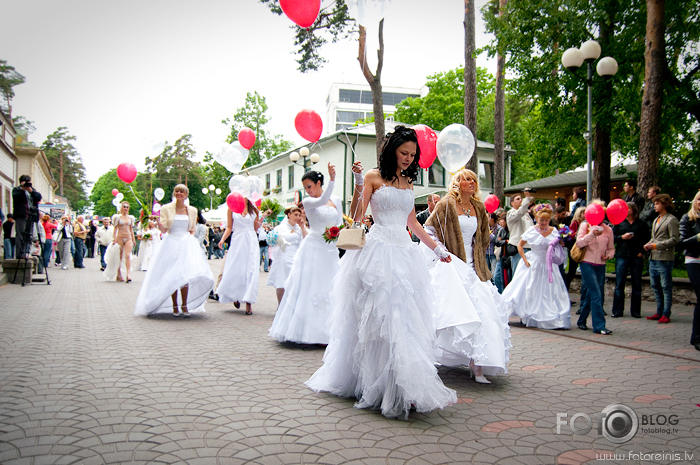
[484,194,500,214]
[295,109,323,143]
[584,203,605,226]
[226,192,246,214]
[117,162,137,184]
[239,127,256,150]
[255,198,262,209]
[413,124,438,169]
[279,0,321,28]
[112,189,119,196]
[606,198,629,225]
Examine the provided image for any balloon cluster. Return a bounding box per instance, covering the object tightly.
[226,175,264,214]
[584,199,629,226]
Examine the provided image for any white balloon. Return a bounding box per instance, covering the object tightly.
[112,198,120,206]
[153,202,161,213]
[229,175,251,197]
[436,124,475,173]
[247,176,264,198]
[217,142,249,174]
[115,192,124,202]
[154,188,165,201]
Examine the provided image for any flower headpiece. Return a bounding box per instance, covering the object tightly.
[534,203,552,214]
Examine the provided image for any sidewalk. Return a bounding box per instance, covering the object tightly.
[0,256,698,465]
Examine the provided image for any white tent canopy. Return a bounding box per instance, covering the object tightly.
[203,203,228,226]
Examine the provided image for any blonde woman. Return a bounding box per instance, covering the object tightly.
[135,184,214,317]
[502,204,571,329]
[106,202,136,282]
[424,169,511,384]
[679,191,700,350]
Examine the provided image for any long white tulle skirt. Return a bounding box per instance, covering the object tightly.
[102,243,131,281]
[217,229,259,304]
[268,235,339,344]
[134,233,214,316]
[305,235,456,420]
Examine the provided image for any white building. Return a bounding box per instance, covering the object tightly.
[0,110,17,216]
[244,121,514,215]
[325,83,424,133]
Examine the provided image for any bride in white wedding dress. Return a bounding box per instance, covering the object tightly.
[305,126,456,420]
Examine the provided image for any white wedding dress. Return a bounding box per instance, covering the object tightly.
[503,227,571,329]
[269,180,342,344]
[217,212,260,305]
[134,215,214,316]
[138,228,161,271]
[266,221,302,289]
[425,215,512,375]
[306,185,457,420]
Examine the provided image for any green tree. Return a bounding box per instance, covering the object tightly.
[0,59,25,118]
[90,169,150,218]
[222,91,293,166]
[202,151,229,208]
[41,127,90,212]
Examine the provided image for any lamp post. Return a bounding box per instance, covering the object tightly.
[561,40,618,204]
[289,146,320,173]
[202,184,222,210]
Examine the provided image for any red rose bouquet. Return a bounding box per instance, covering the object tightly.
[322,224,344,243]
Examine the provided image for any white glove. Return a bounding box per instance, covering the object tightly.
[353,171,364,186]
[433,244,449,260]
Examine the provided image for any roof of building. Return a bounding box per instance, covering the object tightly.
[504,163,638,193]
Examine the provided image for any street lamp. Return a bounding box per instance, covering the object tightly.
[562,40,618,204]
[289,146,320,172]
[202,185,222,210]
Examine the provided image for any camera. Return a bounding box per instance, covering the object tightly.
[23,182,32,188]
[523,187,537,193]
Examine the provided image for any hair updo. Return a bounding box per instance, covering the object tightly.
[533,203,553,219]
[301,170,324,186]
[378,125,421,183]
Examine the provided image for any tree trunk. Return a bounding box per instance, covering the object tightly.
[493,0,507,202]
[638,0,665,195]
[358,20,385,163]
[593,123,611,202]
[59,149,64,197]
[463,0,478,173]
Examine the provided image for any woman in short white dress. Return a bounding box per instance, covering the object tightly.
[217,197,266,315]
[268,164,342,344]
[134,184,215,317]
[306,126,456,419]
[267,206,305,305]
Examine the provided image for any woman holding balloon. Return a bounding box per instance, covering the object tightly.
[216,190,268,315]
[575,201,616,334]
[134,184,214,317]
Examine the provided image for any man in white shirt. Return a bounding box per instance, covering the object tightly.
[95,217,114,271]
[506,188,535,273]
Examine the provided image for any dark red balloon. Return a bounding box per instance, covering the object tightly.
[606,198,629,225]
[413,124,438,169]
[585,203,605,226]
[239,127,256,150]
[117,163,137,184]
[279,0,321,28]
[295,109,323,143]
[484,194,500,213]
[226,193,246,214]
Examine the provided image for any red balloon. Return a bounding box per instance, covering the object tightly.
[112,189,119,196]
[239,127,256,150]
[584,203,605,226]
[484,194,500,213]
[255,198,262,209]
[279,0,321,28]
[226,192,246,214]
[295,109,323,143]
[117,162,137,184]
[606,198,629,225]
[413,124,438,169]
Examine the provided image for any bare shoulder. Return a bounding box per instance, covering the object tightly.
[364,170,384,191]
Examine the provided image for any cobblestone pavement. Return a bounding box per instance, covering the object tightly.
[1,256,699,465]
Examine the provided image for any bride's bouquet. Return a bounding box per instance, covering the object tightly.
[142,233,152,241]
[322,224,344,243]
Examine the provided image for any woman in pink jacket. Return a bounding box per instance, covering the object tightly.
[576,200,616,334]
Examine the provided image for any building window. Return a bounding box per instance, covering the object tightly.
[428,161,445,187]
[288,165,294,189]
[276,169,282,188]
[265,173,271,190]
[479,162,494,191]
[336,111,364,123]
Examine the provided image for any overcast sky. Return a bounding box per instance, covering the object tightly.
[4,0,496,184]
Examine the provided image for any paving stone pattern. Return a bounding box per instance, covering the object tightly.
[1,257,699,464]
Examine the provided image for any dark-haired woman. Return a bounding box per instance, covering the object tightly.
[269,164,342,343]
[267,206,305,305]
[306,126,456,420]
[194,209,208,254]
[217,196,266,315]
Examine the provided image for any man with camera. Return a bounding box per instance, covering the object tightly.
[12,175,42,259]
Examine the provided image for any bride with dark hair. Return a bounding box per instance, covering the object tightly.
[306,126,456,420]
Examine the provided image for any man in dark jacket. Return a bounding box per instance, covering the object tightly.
[622,179,645,212]
[640,185,661,228]
[12,175,42,259]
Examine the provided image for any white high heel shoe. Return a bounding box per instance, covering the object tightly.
[474,374,491,384]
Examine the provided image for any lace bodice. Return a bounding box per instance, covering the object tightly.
[170,215,190,239]
[233,212,256,233]
[367,186,414,246]
[459,215,478,266]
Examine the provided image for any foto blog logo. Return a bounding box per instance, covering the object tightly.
[556,403,639,444]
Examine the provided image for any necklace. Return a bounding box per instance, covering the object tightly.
[457,196,472,217]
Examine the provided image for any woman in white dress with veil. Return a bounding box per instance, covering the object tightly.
[134,184,214,317]
[267,206,305,305]
[306,126,456,420]
[216,198,266,315]
[269,165,342,344]
[423,169,512,384]
[137,220,161,271]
